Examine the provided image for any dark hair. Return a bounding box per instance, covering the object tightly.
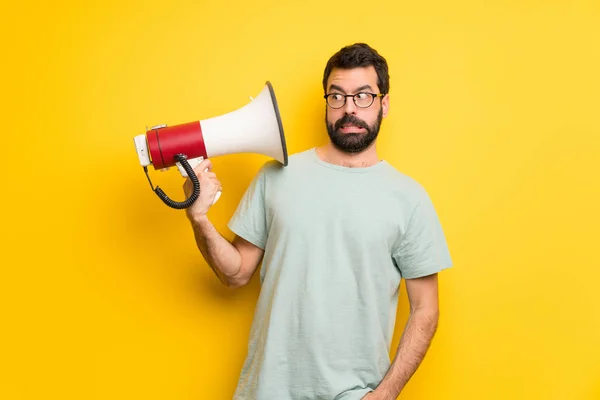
[322,43,389,95]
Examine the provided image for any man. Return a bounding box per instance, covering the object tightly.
[183,43,453,400]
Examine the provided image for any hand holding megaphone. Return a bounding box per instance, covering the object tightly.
[182,158,222,217]
[177,156,222,204]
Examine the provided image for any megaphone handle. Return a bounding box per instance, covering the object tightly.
[150,154,201,210]
[175,156,221,205]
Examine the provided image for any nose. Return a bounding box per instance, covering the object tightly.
[342,97,357,115]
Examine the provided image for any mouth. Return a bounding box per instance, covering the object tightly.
[338,124,367,134]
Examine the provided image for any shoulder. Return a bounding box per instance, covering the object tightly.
[374,163,443,223]
[380,163,430,201]
[258,148,315,177]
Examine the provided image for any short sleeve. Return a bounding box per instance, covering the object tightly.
[227,166,268,250]
[393,189,453,279]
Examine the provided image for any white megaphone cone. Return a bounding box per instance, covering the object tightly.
[133,81,288,210]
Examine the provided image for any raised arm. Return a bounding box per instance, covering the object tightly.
[183,159,264,288]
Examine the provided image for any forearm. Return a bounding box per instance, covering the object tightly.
[189,215,242,285]
[375,307,439,398]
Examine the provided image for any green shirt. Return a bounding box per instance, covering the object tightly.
[228,148,452,399]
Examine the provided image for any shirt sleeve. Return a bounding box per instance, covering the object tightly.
[392,188,453,279]
[227,165,268,250]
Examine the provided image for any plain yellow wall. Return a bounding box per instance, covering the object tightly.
[1,0,599,399]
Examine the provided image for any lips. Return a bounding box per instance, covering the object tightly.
[335,115,369,133]
[339,124,366,133]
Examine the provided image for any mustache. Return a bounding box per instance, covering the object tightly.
[334,114,369,131]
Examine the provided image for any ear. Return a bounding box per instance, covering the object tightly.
[381,94,390,118]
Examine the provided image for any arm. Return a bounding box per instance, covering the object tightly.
[183,158,264,288]
[368,273,440,399]
[188,215,264,288]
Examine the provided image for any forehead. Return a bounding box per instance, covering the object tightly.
[326,66,379,93]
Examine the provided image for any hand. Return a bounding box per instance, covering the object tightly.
[182,158,222,220]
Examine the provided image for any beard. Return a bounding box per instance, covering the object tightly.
[326,108,383,153]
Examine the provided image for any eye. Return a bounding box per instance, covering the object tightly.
[331,93,344,101]
[355,92,370,100]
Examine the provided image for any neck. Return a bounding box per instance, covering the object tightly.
[316,142,380,168]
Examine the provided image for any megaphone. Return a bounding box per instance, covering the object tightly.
[133,81,288,210]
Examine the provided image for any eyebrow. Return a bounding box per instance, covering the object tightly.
[328,84,374,93]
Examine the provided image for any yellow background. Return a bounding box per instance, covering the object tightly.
[1,0,599,399]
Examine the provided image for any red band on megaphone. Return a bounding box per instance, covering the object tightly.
[146,121,208,169]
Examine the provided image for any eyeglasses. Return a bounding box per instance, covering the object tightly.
[324,92,384,109]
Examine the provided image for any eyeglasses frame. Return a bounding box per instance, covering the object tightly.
[323,92,385,109]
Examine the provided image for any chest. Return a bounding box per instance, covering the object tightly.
[265,174,407,251]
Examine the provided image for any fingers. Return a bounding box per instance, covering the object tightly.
[207,176,222,191]
[182,173,222,192]
[196,158,212,172]
[183,160,215,183]
[214,180,223,192]
[182,159,221,199]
